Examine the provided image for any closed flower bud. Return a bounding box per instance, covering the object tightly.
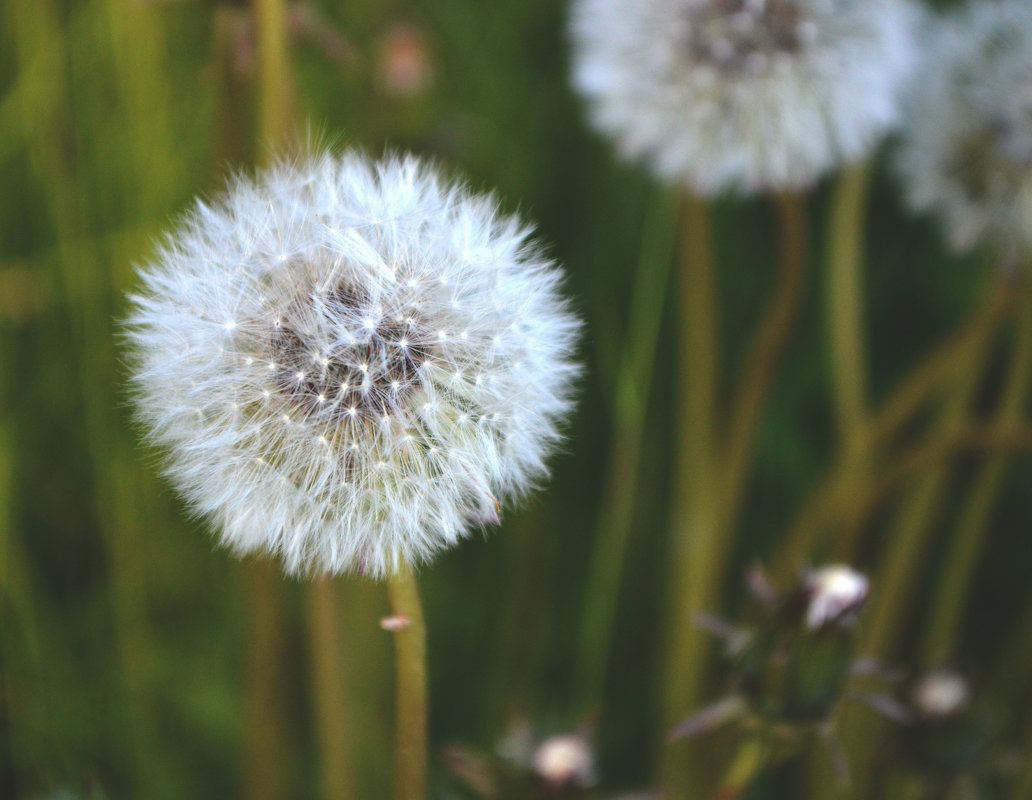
[802,564,868,630]
[531,734,596,791]
[912,669,969,720]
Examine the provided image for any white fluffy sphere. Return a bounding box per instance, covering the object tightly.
[570,0,920,195]
[895,0,1032,261]
[127,152,581,577]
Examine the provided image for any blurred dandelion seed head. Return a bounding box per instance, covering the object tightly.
[803,564,868,630]
[895,0,1032,261]
[570,0,920,194]
[126,151,581,578]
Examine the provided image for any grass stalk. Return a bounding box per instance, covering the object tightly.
[575,186,678,713]
[920,280,1032,665]
[814,287,1002,799]
[718,190,808,538]
[774,281,1012,577]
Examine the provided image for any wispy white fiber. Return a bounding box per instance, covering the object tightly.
[895,0,1032,262]
[126,151,581,577]
[570,0,920,195]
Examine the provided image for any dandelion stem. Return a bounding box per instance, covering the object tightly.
[774,281,1012,577]
[387,566,428,800]
[253,0,292,150]
[712,737,768,800]
[920,278,1032,665]
[305,578,356,800]
[241,560,289,800]
[818,287,1003,800]
[719,190,807,539]
[662,191,719,796]
[826,165,870,460]
[575,185,677,713]
[240,4,294,798]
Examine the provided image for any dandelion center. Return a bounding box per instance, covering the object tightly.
[270,283,433,423]
[682,0,814,75]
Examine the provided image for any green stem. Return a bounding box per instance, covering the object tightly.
[387,567,428,800]
[575,186,677,713]
[241,560,289,800]
[713,738,768,800]
[240,4,294,798]
[661,192,719,797]
[253,0,292,151]
[832,423,1032,539]
[774,281,1012,577]
[920,282,1032,665]
[817,291,1002,800]
[826,165,871,460]
[719,190,808,538]
[305,579,356,800]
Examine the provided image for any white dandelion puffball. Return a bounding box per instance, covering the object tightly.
[895,0,1032,261]
[570,0,920,195]
[127,152,581,577]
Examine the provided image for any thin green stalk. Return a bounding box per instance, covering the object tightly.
[713,738,768,800]
[241,560,289,800]
[387,567,428,800]
[253,0,292,151]
[10,0,166,789]
[718,190,808,538]
[920,283,1032,665]
[305,579,356,800]
[992,581,1032,697]
[774,281,1012,578]
[575,186,678,713]
[241,3,294,798]
[814,297,1000,800]
[826,165,871,461]
[660,192,719,798]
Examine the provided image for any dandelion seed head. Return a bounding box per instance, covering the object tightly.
[126,151,581,577]
[895,0,1032,261]
[570,0,920,194]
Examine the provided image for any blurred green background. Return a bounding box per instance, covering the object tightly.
[2,0,1031,798]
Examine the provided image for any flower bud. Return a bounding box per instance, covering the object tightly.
[803,565,869,630]
[531,735,596,791]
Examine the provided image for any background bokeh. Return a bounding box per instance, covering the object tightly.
[1,0,1029,798]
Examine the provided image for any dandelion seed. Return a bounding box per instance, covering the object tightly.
[569,0,920,194]
[126,151,580,577]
